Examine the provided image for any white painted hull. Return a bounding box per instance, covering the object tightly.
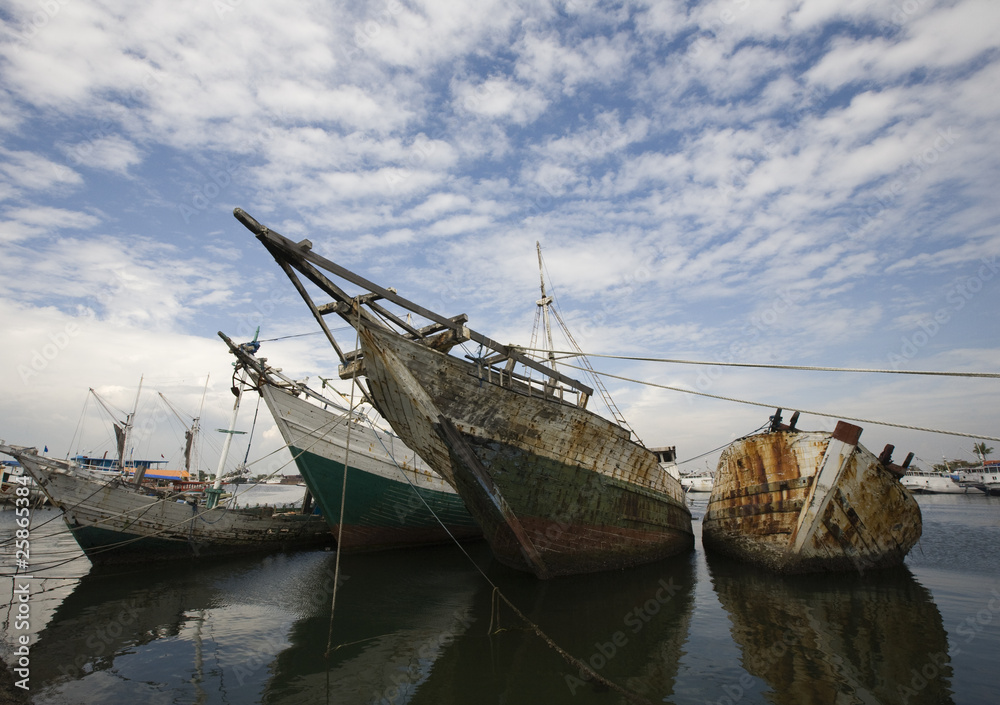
[680,476,714,493]
[957,469,1000,495]
[901,472,968,494]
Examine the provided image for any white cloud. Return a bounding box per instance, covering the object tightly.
[452,77,549,125]
[59,135,143,174]
[0,149,82,194]
[0,0,997,473]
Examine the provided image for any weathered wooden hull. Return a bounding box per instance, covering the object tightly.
[702,422,922,573]
[9,448,333,565]
[357,323,693,578]
[258,382,481,551]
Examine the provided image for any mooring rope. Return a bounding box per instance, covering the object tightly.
[556,361,1000,442]
[325,300,363,705]
[0,409,345,575]
[521,348,1000,379]
[319,348,656,703]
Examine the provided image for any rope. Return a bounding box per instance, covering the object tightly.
[311,337,654,703]
[2,412,346,573]
[521,348,1000,379]
[556,362,1000,442]
[492,589,656,705]
[325,299,361,705]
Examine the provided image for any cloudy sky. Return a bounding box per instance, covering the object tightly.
[2,0,998,477]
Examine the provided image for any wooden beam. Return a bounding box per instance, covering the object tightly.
[237,208,594,399]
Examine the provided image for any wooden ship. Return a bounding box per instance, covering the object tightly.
[219,331,481,552]
[0,373,333,565]
[2,443,333,564]
[702,410,922,573]
[233,207,693,578]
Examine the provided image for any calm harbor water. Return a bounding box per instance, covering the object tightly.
[2,489,998,704]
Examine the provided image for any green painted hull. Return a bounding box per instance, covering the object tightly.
[290,446,480,551]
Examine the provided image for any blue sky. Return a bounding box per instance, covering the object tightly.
[2,0,998,475]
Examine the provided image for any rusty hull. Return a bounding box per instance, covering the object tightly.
[702,421,922,573]
[357,321,693,578]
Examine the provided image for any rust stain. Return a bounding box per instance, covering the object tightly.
[704,425,922,573]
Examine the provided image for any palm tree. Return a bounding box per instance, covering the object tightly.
[973,442,994,466]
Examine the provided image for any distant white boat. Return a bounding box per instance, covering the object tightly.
[680,473,714,493]
[957,460,1000,495]
[1,460,46,505]
[900,469,968,494]
[679,463,714,493]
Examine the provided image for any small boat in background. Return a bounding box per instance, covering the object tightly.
[1,459,46,505]
[0,369,332,564]
[957,460,1000,495]
[680,467,715,493]
[703,410,922,573]
[901,469,968,494]
[1,443,333,565]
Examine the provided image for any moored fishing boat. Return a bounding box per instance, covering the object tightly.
[901,469,968,494]
[234,207,693,578]
[0,371,332,564]
[680,469,714,493]
[219,332,480,551]
[1,460,46,505]
[957,460,1000,495]
[703,410,922,573]
[0,444,333,564]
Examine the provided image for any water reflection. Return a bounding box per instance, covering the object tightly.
[706,554,954,705]
[26,550,342,704]
[405,552,696,705]
[261,544,483,704]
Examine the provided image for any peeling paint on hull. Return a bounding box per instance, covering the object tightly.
[358,323,693,578]
[7,447,333,565]
[702,422,922,573]
[258,382,481,552]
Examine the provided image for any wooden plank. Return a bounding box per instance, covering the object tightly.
[237,209,594,399]
[435,414,550,578]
